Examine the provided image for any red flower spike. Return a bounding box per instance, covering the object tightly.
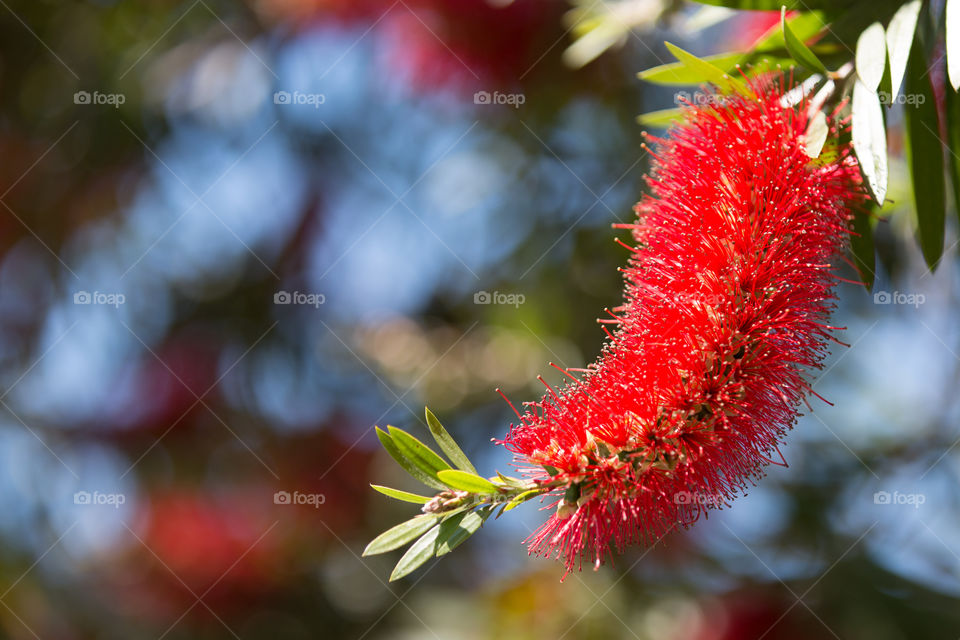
[499,78,867,577]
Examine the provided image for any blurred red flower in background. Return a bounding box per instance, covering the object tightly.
[379,0,562,89]
[252,0,563,90]
[722,10,789,51]
[108,431,372,620]
[693,591,812,640]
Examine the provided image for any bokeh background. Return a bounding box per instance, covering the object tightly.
[0,1,958,638]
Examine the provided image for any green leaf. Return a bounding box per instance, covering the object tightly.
[503,489,541,512]
[946,84,960,222]
[664,42,744,93]
[432,511,467,553]
[437,469,500,494]
[851,79,888,205]
[363,515,440,557]
[389,523,441,581]
[781,7,827,73]
[370,484,431,504]
[388,425,452,481]
[636,108,682,128]
[813,140,841,166]
[425,408,477,475]
[495,472,531,489]
[904,37,946,270]
[856,22,886,92]
[850,212,876,290]
[436,508,491,556]
[885,0,921,104]
[755,11,825,53]
[375,427,447,490]
[949,0,960,91]
[803,111,829,158]
[638,52,745,85]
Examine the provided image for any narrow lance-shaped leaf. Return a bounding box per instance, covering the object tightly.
[495,471,531,489]
[390,522,442,581]
[425,408,477,474]
[664,42,744,94]
[780,75,824,109]
[755,11,825,53]
[503,489,541,512]
[437,469,500,495]
[803,111,829,158]
[904,36,946,270]
[363,515,440,557]
[370,484,431,504]
[856,22,886,92]
[851,79,888,205]
[948,0,960,91]
[781,6,827,73]
[946,84,960,223]
[388,425,452,479]
[637,108,682,128]
[637,52,745,86]
[886,0,921,104]
[850,211,876,290]
[436,508,492,556]
[375,427,447,490]
[637,11,820,87]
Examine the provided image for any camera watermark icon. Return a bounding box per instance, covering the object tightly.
[273,91,325,108]
[473,290,525,308]
[74,491,126,508]
[73,291,125,308]
[274,490,325,508]
[673,90,727,107]
[674,490,724,506]
[873,490,925,509]
[74,91,126,108]
[877,91,926,106]
[873,290,925,308]
[473,91,525,109]
[274,290,325,308]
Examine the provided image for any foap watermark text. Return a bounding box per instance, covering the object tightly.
[873,290,925,308]
[74,291,125,307]
[274,490,325,508]
[474,290,525,308]
[274,290,325,308]
[674,90,728,107]
[474,91,525,108]
[874,490,925,509]
[74,491,126,508]
[74,91,125,108]
[674,490,725,507]
[274,91,325,108]
[877,91,926,106]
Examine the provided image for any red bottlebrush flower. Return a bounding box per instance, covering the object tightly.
[500,79,866,575]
